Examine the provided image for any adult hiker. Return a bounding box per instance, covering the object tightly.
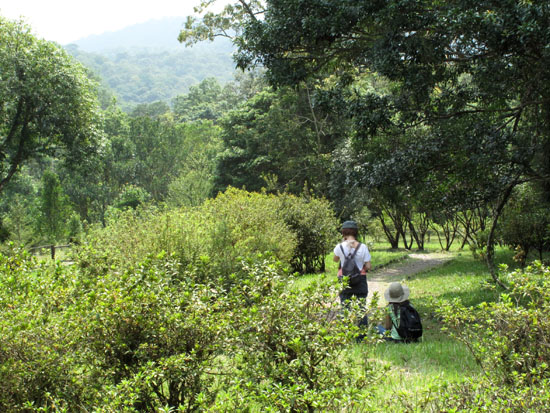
[333,220,372,332]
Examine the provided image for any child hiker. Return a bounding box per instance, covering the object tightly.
[377,282,423,343]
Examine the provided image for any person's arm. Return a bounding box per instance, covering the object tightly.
[384,312,392,330]
[334,254,342,277]
[360,244,372,274]
[361,261,371,274]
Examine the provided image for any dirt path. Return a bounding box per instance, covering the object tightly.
[367,252,453,304]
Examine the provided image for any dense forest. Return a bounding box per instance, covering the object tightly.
[1,1,550,411]
[65,17,236,110]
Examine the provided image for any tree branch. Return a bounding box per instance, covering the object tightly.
[0,100,31,193]
[238,0,259,22]
[3,95,25,147]
[485,178,523,289]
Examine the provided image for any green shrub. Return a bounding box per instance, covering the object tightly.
[278,192,339,274]
[499,184,550,265]
[427,262,550,411]
[75,188,297,287]
[0,247,293,411]
[198,187,296,282]
[0,248,85,412]
[381,262,550,412]
[76,188,342,283]
[0,242,383,411]
[390,377,550,412]
[66,255,227,411]
[439,262,550,385]
[219,277,377,412]
[71,253,296,411]
[76,188,340,283]
[113,184,151,210]
[2,187,382,411]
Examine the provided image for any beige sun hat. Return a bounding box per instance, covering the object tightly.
[384,282,410,303]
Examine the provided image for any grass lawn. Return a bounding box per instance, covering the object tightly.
[365,247,527,408]
[360,255,495,406]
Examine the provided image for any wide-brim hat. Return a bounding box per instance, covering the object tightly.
[384,282,410,303]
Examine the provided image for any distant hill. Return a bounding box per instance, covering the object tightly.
[65,17,237,110]
[69,16,227,53]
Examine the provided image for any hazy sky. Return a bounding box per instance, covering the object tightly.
[0,0,229,44]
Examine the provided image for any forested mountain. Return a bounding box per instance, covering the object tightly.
[65,17,236,110]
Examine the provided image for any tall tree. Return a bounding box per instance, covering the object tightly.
[214,85,344,196]
[59,103,129,225]
[0,17,100,194]
[36,170,71,243]
[167,122,222,207]
[172,78,225,122]
[130,101,171,119]
[179,1,265,47]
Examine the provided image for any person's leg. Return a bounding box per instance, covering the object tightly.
[339,291,368,322]
[376,325,395,341]
[340,291,371,342]
[354,293,369,341]
[356,292,369,328]
[339,290,353,305]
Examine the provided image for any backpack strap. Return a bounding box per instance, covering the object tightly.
[351,242,361,258]
[389,304,401,330]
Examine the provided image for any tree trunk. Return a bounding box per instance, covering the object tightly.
[378,215,400,249]
[486,181,518,289]
[408,213,428,250]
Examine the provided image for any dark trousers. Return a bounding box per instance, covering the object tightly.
[339,290,369,329]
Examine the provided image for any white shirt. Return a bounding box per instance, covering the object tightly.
[333,240,371,270]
